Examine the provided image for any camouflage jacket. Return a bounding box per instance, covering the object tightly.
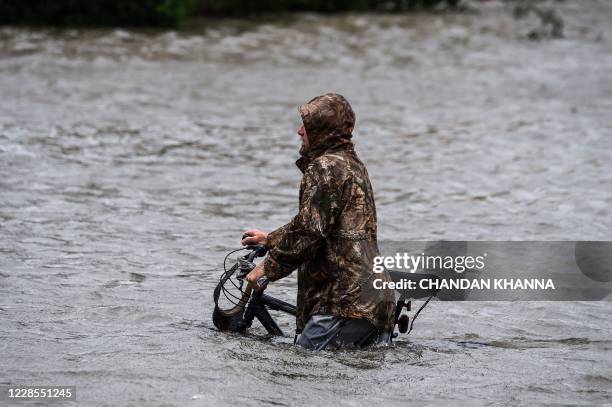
[263,94,395,333]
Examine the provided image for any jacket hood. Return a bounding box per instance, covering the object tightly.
[296,93,356,172]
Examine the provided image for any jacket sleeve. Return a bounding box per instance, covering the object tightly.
[266,221,292,249]
[263,161,342,281]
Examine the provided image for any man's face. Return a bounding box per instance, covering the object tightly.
[298,125,309,150]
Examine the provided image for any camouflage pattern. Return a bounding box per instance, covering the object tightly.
[263,93,395,333]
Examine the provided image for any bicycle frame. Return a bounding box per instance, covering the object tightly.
[240,288,296,336]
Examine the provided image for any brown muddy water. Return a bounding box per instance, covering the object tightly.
[1,1,612,405]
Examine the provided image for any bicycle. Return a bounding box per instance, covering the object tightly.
[213,243,440,339]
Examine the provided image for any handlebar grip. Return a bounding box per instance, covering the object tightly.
[245,244,268,256]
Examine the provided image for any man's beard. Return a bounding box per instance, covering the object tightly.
[299,141,308,156]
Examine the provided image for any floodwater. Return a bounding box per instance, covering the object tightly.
[1,1,612,405]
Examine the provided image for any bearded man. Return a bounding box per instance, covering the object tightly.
[242,93,395,350]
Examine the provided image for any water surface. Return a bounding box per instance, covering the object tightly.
[1,1,612,405]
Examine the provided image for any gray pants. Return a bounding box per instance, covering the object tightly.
[296,315,391,350]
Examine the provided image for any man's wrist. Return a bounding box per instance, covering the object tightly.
[261,233,273,248]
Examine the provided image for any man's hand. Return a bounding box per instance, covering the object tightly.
[241,229,269,246]
[246,261,266,290]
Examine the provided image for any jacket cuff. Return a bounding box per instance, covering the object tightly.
[266,223,289,249]
[263,254,292,282]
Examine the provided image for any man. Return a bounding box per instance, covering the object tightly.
[242,93,395,350]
